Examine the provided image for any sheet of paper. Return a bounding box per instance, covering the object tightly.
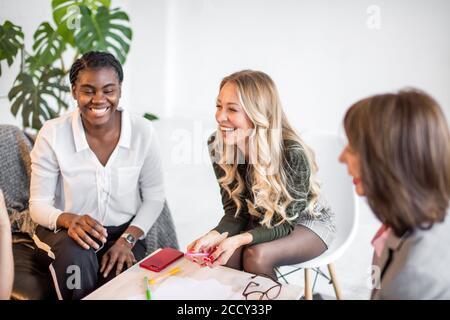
[126,276,243,300]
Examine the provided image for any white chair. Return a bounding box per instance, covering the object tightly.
[276,131,359,300]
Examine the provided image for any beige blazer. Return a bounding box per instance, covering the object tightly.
[371,215,450,300]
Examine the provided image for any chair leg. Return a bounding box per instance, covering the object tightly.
[304,268,313,300]
[327,263,342,300]
[275,267,290,284]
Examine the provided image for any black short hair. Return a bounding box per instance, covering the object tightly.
[69,51,123,86]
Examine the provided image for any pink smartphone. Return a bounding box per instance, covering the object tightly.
[139,247,184,272]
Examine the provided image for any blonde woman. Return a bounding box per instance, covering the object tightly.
[187,70,335,278]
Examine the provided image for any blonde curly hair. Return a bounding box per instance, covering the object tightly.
[212,70,321,228]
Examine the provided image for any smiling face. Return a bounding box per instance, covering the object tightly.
[215,81,254,146]
[72,67,121,128]
[339,144,364,196]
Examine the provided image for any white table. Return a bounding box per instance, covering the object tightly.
[84,249,303,300]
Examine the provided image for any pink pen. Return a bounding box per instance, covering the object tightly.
[185,252,210,257]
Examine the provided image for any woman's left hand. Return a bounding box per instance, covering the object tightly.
[208,233,253,267]
[100,238,137,278]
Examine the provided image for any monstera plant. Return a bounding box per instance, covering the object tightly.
[0,0,141,130]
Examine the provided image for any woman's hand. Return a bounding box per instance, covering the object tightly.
[209,233,253,267]
[0,189,13,299]
[100,238,137,278]
[186,230,228,264]
[0,190,10,229]
[57,213,108,250]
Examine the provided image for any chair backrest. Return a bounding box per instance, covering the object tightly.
[301,131,359,266]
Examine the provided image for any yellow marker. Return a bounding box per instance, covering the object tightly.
[148,266,181,285]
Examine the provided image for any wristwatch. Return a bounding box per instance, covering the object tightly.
[121,233,136,246]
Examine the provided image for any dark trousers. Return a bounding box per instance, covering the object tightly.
[34,222,146,300]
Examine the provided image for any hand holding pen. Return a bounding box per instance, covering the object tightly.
[186,231,228,265]
[185,251,215,266]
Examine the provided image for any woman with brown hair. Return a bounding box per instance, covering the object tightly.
[339,89,450,299]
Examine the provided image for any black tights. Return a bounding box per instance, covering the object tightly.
[226,225,327,279]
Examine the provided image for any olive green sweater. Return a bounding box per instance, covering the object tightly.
[209,134,335,246]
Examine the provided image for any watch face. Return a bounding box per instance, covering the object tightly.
[126,234,135,244]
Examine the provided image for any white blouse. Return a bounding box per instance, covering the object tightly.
[29,107,165,236]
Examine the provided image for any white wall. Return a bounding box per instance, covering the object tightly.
[2,0,449,127]
[129,0,450,132]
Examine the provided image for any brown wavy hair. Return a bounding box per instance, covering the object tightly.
[343,89,450,237]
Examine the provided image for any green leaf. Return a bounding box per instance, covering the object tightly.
[11,92,25,116]
[0,20,24,76]
[143,113,159,121]
[8,66,70,130]
[52,0,111,45]
[74,6,132,64]
[30,22,66,69]
[21,100,33,128]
